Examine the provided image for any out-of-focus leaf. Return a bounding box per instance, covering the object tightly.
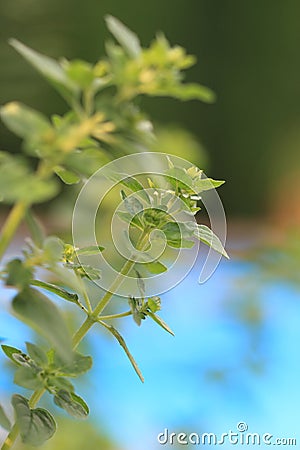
[0,404,11,431]
[105,15,141,58]
[54,352,92,377]
[152,83,216,103]
[14,366,42,390]
[12,288,72,362]
[9,39,79,104]
[0,102,51,141]
[5,259,33,289]
[26,343,48,367]
[54,167,81,185]
[65,59,94,89]
[25,210,45,248]
[0,152,59,204]
[12,394,56,446]
[144,261,167,274]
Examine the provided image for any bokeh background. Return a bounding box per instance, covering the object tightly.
[1,1,300,449]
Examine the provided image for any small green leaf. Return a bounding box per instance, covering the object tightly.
[1,345,23,365]
[152,83,216,103]
[144,261,167,274]
[76,245,105,256]
[194,224,229,258]
[9,39,79,104]
[147,296,161,313]
[47,377,74,394]
[162,222,194,249]
[5,259,33,289]
[54,352,92,377]
[25,210,45,248]
[30,280,79,304]
[105,15,141,58]
[54,167,81,185]
[12,288,72,362]
[54,390,89,419]
[0,404,11,431]
[193,177,225,193]
[165,167,193,191]
[14,366,42,390]
[12,394,56,446]
[65,59,94,89]
[147,311,174,336]
[26,343,48,367]
[99,320,144,382]
[43,236,64,262]
[0,102,51,141]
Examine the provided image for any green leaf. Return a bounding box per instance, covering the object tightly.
[194,224,229,258]
[65,59,94,89]
[165,167,193,191]
[0,152,59,204]
[14,366,42,390]
[54,390,89,419]
[9,39,79,104]
[0,404,11,431]
[43,236,64,262]
[25,210,45,248]
[47,377,74,394]
[153,83,216,103]
[105,15,141,58]
[161,222,194,248]
[116,211,143,230]
[193,177,225,193]
[30,280,79,304]
[54,167,81,185]
[0,102,51,141]
[99,320,144,382]
[12,394,56,446]
[26,343,48,367]
[12,288,72,362]
[147,311,174,336]
[144,261,167,274]
[147,296,161,313]
[5,259,33,289]
[76,245,105,256]
[1,345,23,365]
[54,352,92,377]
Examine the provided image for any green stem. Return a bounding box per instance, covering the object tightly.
[99,310,132,320]
[1,424,19,450]
[0,201,28,262]
[28,388,46,408]
[72,316,96,350]
[92,231,149,318]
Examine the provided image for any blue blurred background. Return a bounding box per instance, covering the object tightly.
[1,1,300,448]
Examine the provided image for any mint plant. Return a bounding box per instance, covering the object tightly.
[0,16,227,449]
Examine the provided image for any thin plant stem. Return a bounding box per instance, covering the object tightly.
[98,310,132,320]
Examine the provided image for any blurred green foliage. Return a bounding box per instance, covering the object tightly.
[12,417,120,450]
